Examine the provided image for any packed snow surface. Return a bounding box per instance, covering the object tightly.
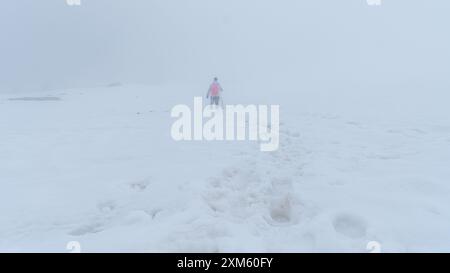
[1,83,450,252]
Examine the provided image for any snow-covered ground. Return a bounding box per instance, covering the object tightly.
[1,83,450,252]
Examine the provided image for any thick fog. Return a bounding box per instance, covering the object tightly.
[1,0,449,92]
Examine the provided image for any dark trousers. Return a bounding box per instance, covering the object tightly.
[210,96,220,105]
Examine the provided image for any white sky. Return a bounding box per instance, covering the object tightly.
[1,0,449,91]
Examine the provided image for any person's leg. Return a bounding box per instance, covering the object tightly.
[210,96,214,105]
[214,97,220,105]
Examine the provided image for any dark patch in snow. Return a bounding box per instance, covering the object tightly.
[8,97,61,101]
[333,214,367,239]
[69,222,105,236]
[106,82,123,88]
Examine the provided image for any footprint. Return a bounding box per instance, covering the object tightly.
[129,178,151,192]
[329,180,346,186]
[346,121,364,129]
[69,221,105,236]
[270,196,292,223]
[410,128,426,135]
[271,177,293,192]
[123,210,151,225]
[333,214,367,239]
[97,200,117,213]
[300,232,317,249]
[145,208,163,219]
[222,167,239,180]
[320,113,339,120]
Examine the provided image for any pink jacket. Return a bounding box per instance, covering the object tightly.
[207,82,223,97]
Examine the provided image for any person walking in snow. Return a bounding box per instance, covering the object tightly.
[206,77,223,106]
